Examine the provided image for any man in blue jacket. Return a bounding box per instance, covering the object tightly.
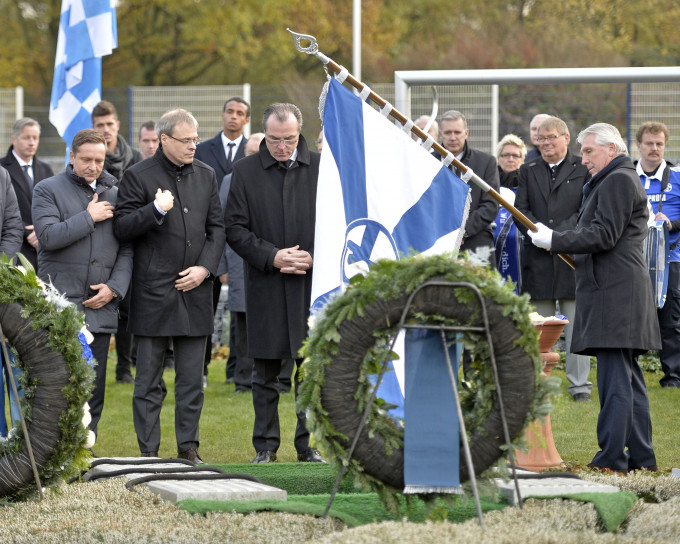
[635,121,680,389]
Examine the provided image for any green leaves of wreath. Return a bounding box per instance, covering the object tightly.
[0,257,93,500]
[298,254,559,504]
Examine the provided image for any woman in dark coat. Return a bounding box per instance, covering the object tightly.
[529,123,660,473]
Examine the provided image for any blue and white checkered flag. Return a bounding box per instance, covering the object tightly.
[49,0,117,161]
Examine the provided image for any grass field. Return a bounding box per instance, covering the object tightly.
[93,350,679,470]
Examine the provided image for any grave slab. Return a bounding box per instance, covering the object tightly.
[496,472,620,506]
[144,478,287,502]
[84,457,287,503]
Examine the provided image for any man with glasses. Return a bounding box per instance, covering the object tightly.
[514,116,593,402]
[225,103,325,464]
[114,109,225,463]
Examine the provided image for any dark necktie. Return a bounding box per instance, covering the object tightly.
[22,164,33,189]
[225,142,235,170]
[550,165,557,180]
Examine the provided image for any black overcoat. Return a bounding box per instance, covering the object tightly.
[551,157,661,355]
[514,151,590,300]
[113,147,225,337]
[440,143,500,260]
[1,146,54,269]
[225,136,319,359]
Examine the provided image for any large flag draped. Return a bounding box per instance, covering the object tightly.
[49,0,117,160]
[312,77,471,315]
[313,77,471,493]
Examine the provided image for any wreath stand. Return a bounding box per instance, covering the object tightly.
[322,280,524,528]
[0,322,43,500]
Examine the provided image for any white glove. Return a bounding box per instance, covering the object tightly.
[528,222,553,250]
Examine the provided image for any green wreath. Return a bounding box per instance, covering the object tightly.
[298,254,558,503]
[0,258,93,500]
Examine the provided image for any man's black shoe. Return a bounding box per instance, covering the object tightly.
[116,374,135,385]
[178,448,204,464]
[661,381,680,388]
[141,451,159,457]
[629,464,658,472]
[572,393,591,402]
[252,450,277,463]
[297,448,327,463]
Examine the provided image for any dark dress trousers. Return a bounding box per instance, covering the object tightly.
[1,146,54,270]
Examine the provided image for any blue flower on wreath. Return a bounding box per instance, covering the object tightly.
[78,332,94,369]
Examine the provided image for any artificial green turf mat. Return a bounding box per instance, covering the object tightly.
[537,491,638,532]
[213,463,361,495]
[205,464,637,531]
[178,492,508,527]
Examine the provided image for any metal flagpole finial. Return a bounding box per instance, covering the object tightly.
[287,29,329,63]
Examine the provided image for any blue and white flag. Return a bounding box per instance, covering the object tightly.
[314,77,470,493]
[49,0,117,160]
[312,77,470,408]
[312,77,471,315]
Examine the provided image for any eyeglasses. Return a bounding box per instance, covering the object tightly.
[536,134,564,143]
[499,153,522,159]
[166,134,201,146]
[265,136,298,147]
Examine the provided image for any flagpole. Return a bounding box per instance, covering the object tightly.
[287,29,575,270]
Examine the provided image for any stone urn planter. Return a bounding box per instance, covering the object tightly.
[514,318,567,471]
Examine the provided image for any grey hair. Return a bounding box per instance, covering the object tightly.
[577,123,628,156]
[530,113,552,125]
[415,115,439,134]
[12,117,40,138]
[439,110,467,128]
[496,134,527,159]
[156,109,198,137]
[262,103,303,132]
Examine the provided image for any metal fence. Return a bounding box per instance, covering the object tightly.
[3,80,680,169]
[0,88,20,154]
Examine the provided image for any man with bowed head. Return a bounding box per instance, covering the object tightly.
[32,129,133,439]
[114,109,225,463]
[529,123,659,474]
[225,103,325,464]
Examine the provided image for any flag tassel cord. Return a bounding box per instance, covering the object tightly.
[287,29,575,270]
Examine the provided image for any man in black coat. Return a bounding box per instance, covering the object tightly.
[225,103,324,464]
[1,117,54,271]
[92,100,144,385]
[114,109,225,463]
[514,116,593,402]
[530,123,660,474]
[438,110,500,267]
[195,96,250,386]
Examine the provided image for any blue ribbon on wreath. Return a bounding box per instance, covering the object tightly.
[78,332,95,369]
